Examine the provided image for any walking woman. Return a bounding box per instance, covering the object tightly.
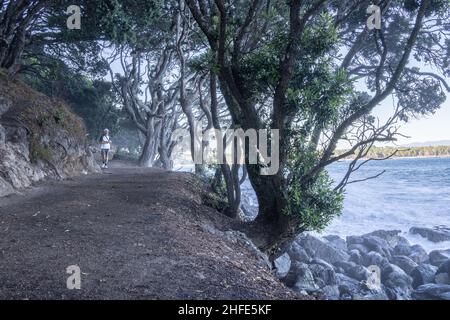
[99,129,112,168]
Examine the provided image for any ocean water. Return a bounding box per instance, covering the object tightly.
[322,157,450,251]
[178,158,450,252]
[241,157,450,252]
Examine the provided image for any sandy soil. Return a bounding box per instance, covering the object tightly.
[0,161,298,300]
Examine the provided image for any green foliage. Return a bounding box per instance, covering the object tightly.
[284,151,344,232]
[95,0,169,47]
[396,72,446,121]
[189,50,220,75]
[44,0,169,47]
[220,8,352,232]
[276,15,350,232]
[53,108,66,124]
[34,107,68,130]
[196,165,225,195]
[201,190,229,213]
[21,57,120,138]
[198,165,229,213]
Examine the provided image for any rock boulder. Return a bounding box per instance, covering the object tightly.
[410,227,450,243]
[296,234,349,264]
[412,284,450,300]
[410,264,438,288]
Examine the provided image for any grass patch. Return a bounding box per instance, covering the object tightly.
[29,136,52,163]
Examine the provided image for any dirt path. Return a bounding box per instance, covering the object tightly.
[0,162,297,300]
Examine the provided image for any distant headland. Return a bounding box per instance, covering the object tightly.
[337,143,450,160]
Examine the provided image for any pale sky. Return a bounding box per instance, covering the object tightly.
[353,58,450,146]
[397,99,450,144]
[370,92,450,146]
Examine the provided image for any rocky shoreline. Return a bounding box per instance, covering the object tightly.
[274,227,450,300]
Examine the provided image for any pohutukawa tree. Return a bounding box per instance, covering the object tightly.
[0,0,50,75]
[184,0,450,252]
[90,0,186,168]
[107,45,181,168]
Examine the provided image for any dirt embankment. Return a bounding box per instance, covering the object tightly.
[0,162,300,299]
[0,71,98,197]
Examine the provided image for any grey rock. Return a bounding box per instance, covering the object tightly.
[381,264,413,300]
[294,279,319,293]
[309,260,337,286]
[412,284,450,300]
[353,288,389,300]
[362,236,392,258]
[336,273,362,299]
[435,260,450,285]
[435,273,450,285]
[393,244,413,256]
[0,125,5,145]
[361,251,390,269]
[390,255,418,275]
[436,259,450,276]
[409,226,450,243]
[349,250,363,265]
[287,263,318,293]
[385,286,412,300]
[363,229,401,238]
[287,241,312,263]
[0,175,15,197]
[347,243,369,254]
[408,244,429,264]
[314,278,326,289]
[310,258,334,270]
[284,262,312,287]
[334,266,345,274]
[346,265,370,282]
[274,253,291,278]
[296,234,349,264]
[0,97,11,115]
[324,235,347,251]
[411,264,438,288]
[333,261,357,274]
[429,249,450,267]
[321,285,340,300]
[381,263,409,280]
[363,230,410,248]
[346,235,364,245]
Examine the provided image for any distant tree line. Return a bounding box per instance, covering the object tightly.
[337,145,450,159]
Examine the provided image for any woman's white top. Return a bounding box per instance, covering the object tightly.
[101,135,111,150]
